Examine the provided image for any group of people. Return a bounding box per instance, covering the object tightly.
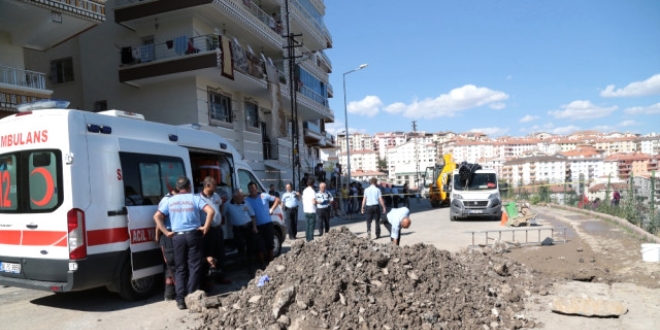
[152,175,412,310]
[339,181,411,215]
[153,176,281,310]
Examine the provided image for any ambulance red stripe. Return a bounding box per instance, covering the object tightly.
[0,230,67,246]
[87,227,130,246]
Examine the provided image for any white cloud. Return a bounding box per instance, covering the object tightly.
[624,102,660,114]
[469,127,509,136]
[619,120,637,127]
[548,100,617,120]
[550,125,580,135]
[324,122,366,135]
[489,103,506,110]
[347,95,383,117]
[600,73,660,97]
[383,84,509,119]
[383,102,406,114]
[519,115,539,123]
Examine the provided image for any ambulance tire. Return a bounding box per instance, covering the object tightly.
[118,259,157,301]
[273,230,283,257]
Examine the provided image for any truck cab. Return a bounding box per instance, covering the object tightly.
[449,169,502,220]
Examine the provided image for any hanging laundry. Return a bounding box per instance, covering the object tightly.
[140,44,154,63]
[166,40,173,49]
[174,35,187,55]
[120,47,133,64]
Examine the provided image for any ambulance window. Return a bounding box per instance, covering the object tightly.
[120,152,185,205]
[0,150,63,213]
[29,152,59,210]
[0,154,17,211]
[237,169,262,193]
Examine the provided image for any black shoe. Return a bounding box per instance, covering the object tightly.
[177,300,187,310]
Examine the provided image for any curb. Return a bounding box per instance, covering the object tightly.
[546,203,660,244]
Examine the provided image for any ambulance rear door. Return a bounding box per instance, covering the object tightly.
[117,138,190,280]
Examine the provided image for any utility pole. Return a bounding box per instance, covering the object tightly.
[413,121,419,188]
[284,0,303,191]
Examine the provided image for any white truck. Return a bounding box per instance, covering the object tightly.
[449,168,502,221]
[0,102,286,300]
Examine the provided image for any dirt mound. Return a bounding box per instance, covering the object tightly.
[192,227,549,329]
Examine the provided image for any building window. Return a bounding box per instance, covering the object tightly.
[93,100,108,112]
[245,102,259,129]
[208,91,232,124]
[50,57,74,84]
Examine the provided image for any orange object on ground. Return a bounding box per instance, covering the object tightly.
[500,211,508,226]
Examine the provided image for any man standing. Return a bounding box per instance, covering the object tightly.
[281,183,300,240]
[155,189,177,301]
[224,189,259,275]
[198,177,229,284]
[154,176,214,310]
[381,207,411,246]
[268,184,280,208]
[302,178,317,242]
[314,182,334,236]
[245,182,281,266]
[361,178,387,240]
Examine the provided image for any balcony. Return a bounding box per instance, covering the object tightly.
[118,34,267,93]
[327,82,333,98]
[264,137,293,173]
[1,0,105,50]
[288,0,332,51]
[317,50,332,73]
[0,66,53,113]
[318,131,336,149]
[303,121,322,144]
[114,0,283,52]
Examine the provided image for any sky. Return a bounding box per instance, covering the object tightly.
[322,0,660,137]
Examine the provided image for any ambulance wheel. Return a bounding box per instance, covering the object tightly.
[273,230,283,257]
[118,260,157,301]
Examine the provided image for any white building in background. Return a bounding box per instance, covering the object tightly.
[373,131,406,159]
[338,150,379,173]
[0,0,105,118]
[25,0,336,186]
[502,155,568,187]
[386,141,437,186]
[560,147,605,184]
[639,134,660,156]
[337,132,373,154]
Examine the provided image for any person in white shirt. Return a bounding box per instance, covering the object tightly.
[381,207,411,245]
[281,183,300,240]
[314,182,334,236]
[302,177,317,242]
[361,177,387,240]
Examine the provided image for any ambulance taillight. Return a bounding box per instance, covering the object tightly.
[67,208,87,260]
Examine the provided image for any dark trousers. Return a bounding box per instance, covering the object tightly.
[233,224,257,263]
[159,234,176,299]
[284,207,298,239]
[365,205,381,237]
[203,226,225,269]
[382,220,401,245]
[172,231,203,302]
[316,207,331,236]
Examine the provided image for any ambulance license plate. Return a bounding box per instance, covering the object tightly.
[470,209,483,214]
[0,262,21,274]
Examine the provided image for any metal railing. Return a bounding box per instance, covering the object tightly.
[264,140,279,160]
[291,0,332,43]
[119,34,218,66]
[0,66,48,90]
[319,50,331,67]
[303,121,321,134]
[324,132,335,145]
[240,0,282,34]
[53,0,106,16]
[299,85,328,107]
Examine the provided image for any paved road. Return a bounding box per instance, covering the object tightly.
[1,200,654,329]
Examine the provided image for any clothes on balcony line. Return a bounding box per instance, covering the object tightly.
[174,36,188,55]
[121,47,133,64]
[219,35,234,80]
[140,44,154,63]
[166,40,173,49]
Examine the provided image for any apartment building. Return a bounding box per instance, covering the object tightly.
[560,147,605,184]
[502,155,568,187]
[337,132,374,154]
[1,0,105,118]
[604,153,655,180]
[24,0,335,186]
[593,137,639,156]
[338,149,378,174]
[386,141,436,184]
[372,131,406,159]
[640,134,660,156]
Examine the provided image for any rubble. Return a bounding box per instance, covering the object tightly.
[192,227,546,329]
[551,296,628,317]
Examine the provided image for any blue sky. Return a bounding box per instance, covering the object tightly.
[323,0,660,137]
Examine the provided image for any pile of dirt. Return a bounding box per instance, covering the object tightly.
[191,227,550,329]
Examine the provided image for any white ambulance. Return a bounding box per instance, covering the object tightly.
[0,102,286,300]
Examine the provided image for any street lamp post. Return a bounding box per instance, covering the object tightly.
[343,63,368,186]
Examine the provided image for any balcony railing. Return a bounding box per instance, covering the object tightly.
[299,85,328,107]
[240,0,283,35]
[290,0,332,44]
[264,139,279,160]
[303,121,321,134]
[119,33,266,81]
[52,0,106,17]
[324,132,335,145]
[0,66,48,90]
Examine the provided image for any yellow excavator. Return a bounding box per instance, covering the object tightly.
[424,153,457,208]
